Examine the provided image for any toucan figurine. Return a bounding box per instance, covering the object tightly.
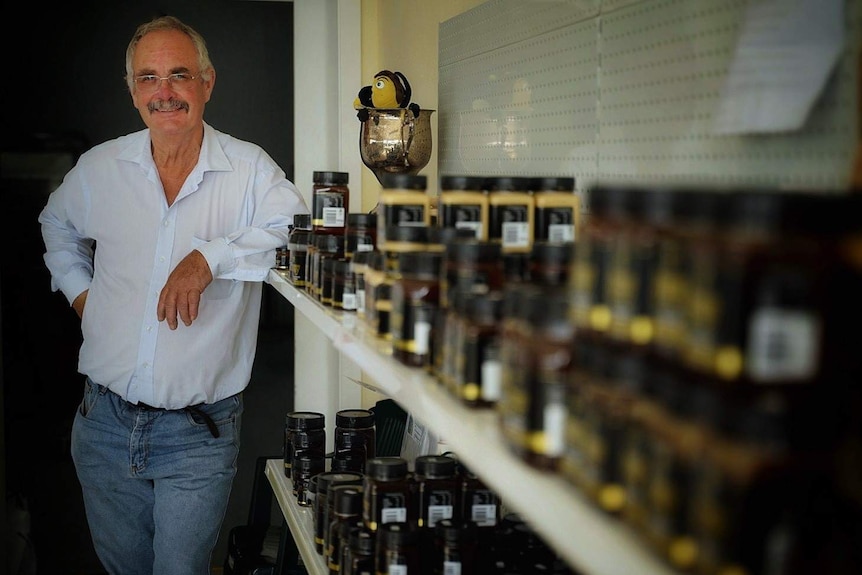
[354,70,421,121]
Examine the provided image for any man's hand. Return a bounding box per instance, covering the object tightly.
[157,250,213,330]
[72,290,88,319]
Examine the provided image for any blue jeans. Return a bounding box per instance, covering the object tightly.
[71,379,243,575]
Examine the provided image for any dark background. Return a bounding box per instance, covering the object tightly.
[2,1,296,573]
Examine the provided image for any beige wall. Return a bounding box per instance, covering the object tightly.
[358,0,486,211]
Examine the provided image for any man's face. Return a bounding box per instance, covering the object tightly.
[130,29,214,138]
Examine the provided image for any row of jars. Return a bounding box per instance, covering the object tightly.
[288,450,577,575]
[278,182,862,575]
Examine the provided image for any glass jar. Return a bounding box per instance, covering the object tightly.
[363,456,416,532]
[390,251,443,369]
[332,258,356,312]
[456,292,504,408]
[439,175,489,241]
[413,454,460,529]
[315,471,365,556]
[333,408,376,474]
[284,411,325,481]
[486,176,534,254]
[531,176,579,243]
[327,488,365,575]
[343,523,375,575]
[432,519,479,575]
[293,454,325,507]
[288,213,313,287]
[377,173,431,247]
[345,212,378,259]
[313,232,345,302]
[313,170,350,234]
[375,522,421,575]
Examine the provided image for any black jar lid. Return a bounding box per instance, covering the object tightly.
[414,454,457,478]
[435,519,478,543]
[293,454,325,474]
[484,175,533,192]
[428,225,476,246]
[317,471,364,494]
[463,291,504,323]
[365,456,408,480]
[445,238,501,262]
[385,225,430,244]
[332,485,365,515]
[397,251,442,278]
[529,241,575,268]
[349,525,376,554]
[530,176,575,193]
[380,173,427,190]
[440,175,486,191]
[336,409,375,428]
[293,213,312,230]
[313,171,349,185]
[285,411,325,430]
[315,232,345,252]
[347,212,377,227]
[379,522,418,546]
[333,258,353,276]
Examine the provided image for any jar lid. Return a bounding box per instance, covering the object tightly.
[317,471,364,494]
[349,526,376,554]
[336,409,375,428]
[332,485,364,515]
[313,171,349,185]
[380,173,427,190]
[414,454,457,478]
[315,232,344,252]
[347,212,377,226]
[484,176,533,192]
[529,241,575,269]
[379,522,418,546]
[445,239,501,262]
[440,175,486,191]
[397,251,442,278]
[430,226,477,246]
[333,258,353,275]
[293,213,312,229]
[530,176,575,193]
[434,519,478,543]
[365,456,408,480]
[293,454,326,473]
[285,411,325,430]
[384,225,429,244]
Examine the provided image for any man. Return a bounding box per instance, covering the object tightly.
[38,15,308,574]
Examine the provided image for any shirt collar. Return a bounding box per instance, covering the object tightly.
[117,122,233,175]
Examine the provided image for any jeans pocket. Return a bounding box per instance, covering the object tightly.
[78,378,102,418]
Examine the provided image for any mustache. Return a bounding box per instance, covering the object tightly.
[147,98,189,113]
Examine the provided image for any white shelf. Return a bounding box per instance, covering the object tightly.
[267,269,678,575]
[264,459,327,575]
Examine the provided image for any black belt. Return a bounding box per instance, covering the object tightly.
[135,402,220,439]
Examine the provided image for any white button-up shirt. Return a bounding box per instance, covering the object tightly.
[39,123,309,409]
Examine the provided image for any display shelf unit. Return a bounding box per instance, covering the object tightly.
[264,459,327,575]
[265,269,678,575]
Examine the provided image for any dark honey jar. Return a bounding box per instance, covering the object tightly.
[345,212,377,259]
[312,170,350,233]
[390,251,443,369]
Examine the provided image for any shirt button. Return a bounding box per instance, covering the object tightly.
[160,256,166,262]
[146,325,152,332]
[164,220,170,227]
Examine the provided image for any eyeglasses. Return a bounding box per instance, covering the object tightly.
[133,73,198,92]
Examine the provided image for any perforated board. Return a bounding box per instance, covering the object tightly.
[438,0,861,211]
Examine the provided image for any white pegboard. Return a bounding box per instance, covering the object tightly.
[438,0,861,212]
